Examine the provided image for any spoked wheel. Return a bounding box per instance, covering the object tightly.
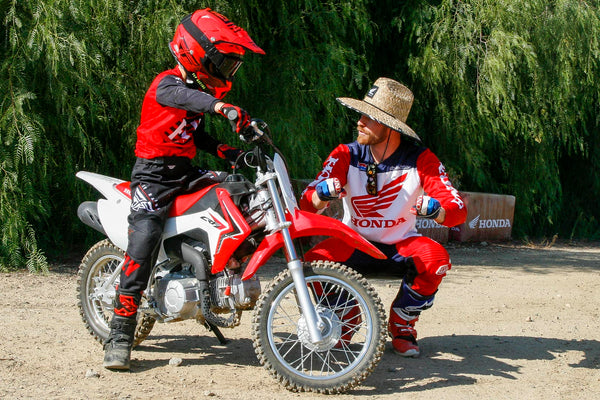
[252,260,386,394]
[76,239,155,347]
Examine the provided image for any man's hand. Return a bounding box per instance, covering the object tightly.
[411,195,441,219]
[315,178,343,201]
[217,103,251,133]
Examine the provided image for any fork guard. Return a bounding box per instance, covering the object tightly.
[242,209,386,280]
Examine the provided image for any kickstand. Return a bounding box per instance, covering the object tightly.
[204,321,229,345]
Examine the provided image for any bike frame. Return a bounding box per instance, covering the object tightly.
[76,150,386,345]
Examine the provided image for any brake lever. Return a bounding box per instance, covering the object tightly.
[240,119,266,143]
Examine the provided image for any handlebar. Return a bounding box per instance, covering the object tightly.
[223,108,266,143]
[227,116,288,175]
[225,108,239,121]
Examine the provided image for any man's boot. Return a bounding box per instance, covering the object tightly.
[388,311,420,357]
[388,280,435,358]
[103,315,137,370]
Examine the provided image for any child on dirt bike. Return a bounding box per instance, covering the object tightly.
[103,8,264,370]
[300,78,467,357]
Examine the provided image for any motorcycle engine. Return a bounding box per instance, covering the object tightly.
[209,273,261,314]
[154,269,261,321]
[156,271,201,321]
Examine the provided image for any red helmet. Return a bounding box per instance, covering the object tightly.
[169,9,265,98]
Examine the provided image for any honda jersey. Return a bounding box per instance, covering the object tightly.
[300,141,466,244]
[135,67,221,159]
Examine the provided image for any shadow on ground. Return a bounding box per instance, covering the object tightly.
[360,334,600,394]
[129,332,599,395]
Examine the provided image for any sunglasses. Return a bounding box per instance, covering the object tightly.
[366,163,377,195]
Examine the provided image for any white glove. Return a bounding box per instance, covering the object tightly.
[412,195,441,219]
[315,178,343,201]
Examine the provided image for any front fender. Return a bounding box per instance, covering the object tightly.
[242,209,385,280]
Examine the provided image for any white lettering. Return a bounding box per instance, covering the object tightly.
[168,120,190,141]
[438,163,464,209]
[318,156,339,180]
[438,162,446,175]
[416,219,445,229]
[472,218,512,229]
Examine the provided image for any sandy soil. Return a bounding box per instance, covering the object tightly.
[1,241,599,400]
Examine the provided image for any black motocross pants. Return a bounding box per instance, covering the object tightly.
[118,157,224,294]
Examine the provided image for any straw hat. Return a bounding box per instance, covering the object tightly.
[337,77,420,142]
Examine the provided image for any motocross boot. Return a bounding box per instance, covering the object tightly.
[103,315,137,370]
[103,288,140,370]
[388,311,420,357]
[387,280,435,357]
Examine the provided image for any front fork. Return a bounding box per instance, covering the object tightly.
[264,177,325,343]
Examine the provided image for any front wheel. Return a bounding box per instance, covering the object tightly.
[252,260,386,394]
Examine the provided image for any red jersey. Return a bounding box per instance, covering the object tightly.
[135,67,221,159]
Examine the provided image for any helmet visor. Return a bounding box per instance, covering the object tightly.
[204,54,243,80]
[217,55,243,79]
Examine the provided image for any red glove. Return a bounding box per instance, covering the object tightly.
[218,104,251,133]
[217,144,247,169]
[217,144,243,162]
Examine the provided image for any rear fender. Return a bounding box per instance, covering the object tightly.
[76,171,131,251]
[97,198,130,251]
[76,171,129,202]
[242,209,385,280]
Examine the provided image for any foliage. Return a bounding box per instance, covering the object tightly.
[0,0,373,270]
[198,0,375,174]
[390,0,600,237]
[0,0,197,270]
[1,0,599,270]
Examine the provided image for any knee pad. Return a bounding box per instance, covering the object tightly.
[391,280,435,321]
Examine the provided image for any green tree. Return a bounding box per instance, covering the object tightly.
[2,0,599,271]
[201,0,375,175]
[0,0,200,270]
[389,0,600,237]
[0,0,375,270]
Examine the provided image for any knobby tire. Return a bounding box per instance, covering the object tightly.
[251,260,386,394]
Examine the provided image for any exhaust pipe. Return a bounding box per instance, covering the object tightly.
[180,242,239,330]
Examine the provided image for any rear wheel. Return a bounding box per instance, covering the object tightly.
[252,260,386,393]
[76,239,155,347]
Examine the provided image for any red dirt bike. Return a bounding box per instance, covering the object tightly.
[75,118,387,393]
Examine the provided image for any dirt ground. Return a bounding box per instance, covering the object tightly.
[1,241,599,400]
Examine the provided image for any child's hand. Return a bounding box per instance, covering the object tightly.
[218,104,251,133]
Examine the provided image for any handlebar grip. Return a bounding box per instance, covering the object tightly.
[226,108,238,121]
